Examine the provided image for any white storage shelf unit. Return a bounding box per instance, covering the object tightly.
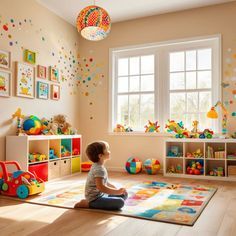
[6,135,82,181]
[164,138,236,181]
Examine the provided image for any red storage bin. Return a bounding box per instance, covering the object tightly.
[29,162,48,182]
[72,138,81,156]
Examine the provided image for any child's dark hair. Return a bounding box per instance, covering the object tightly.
[86,141,107,163]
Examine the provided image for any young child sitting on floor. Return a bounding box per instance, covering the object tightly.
[74,141,128,210]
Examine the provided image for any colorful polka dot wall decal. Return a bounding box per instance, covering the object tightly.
[232,112,236,117]
[77,54,105,97]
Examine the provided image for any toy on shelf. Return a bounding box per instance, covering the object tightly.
[49,148,58,160]
[167,146,183,157]
[186,148,203,158]
[72,148,80,156]
[52,114,72,135]
[144,120,160,132]
[61,145,71,157]
[23,115,42,135]
[81,162,92,172]
[0,161,45,199]
[143,158,160,175]
[165,120,190,138]
[186,160,204,175]
[209,167,224,176]
[12,108,25,135]
[167,164,182,174]
[113,124,125,132]
[28,152,47,163]
[125,157,142,174]
[198,129,214,139]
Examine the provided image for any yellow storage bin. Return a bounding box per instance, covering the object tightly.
[72,156,81,173]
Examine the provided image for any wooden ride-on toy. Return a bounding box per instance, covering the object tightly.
[0,161,45,199]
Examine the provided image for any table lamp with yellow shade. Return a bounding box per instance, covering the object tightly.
[207,101,228,136]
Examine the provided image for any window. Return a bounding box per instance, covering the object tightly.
[110,36,221,133]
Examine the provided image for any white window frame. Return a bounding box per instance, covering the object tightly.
[109,35,221,134]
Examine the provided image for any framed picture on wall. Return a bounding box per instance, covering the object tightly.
[37,65,47,79]
[37,81,49,99]
[50,66,59,83]
[16,62,35,99]
[0,70,11,97]
[24,49,36,64]
[51,84,60,100]
[0,49,11,69]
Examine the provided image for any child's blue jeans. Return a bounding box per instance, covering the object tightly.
[89,192,128,210]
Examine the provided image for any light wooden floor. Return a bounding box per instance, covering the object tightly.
[1,172,236,236]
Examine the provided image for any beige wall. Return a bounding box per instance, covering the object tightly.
[0,0,80,160]
[78,2,236,171]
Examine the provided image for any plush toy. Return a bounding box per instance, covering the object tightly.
[52,115,72,135]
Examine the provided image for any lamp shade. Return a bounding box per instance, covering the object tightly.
[77,5,111,41]
[207,107,218,119]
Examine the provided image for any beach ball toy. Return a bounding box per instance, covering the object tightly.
[23,115,42,135]
[143,158,161,175]
[125,157,142,174]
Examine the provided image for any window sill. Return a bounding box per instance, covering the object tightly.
[108,132,172,137]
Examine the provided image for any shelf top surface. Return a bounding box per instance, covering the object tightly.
[7,134,82,140]
[165,138,236,143]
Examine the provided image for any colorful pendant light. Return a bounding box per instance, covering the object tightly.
[77,4,111,41]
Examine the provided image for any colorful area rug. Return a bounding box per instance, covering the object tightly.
[2,180,217,226]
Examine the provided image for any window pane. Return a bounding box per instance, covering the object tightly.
[117,95,128,124]
[186,50,196,71]
[118,76,128,93]
[141,55,154,74]
[197,49,211,70]
[130,57,140,75]
[197,71,211,89]
[170,72,185,90]
[199,91,211,112]
[141,75,154,91]
[199,113,213,130]
[129,95,139,128]
[186,114,199,130]
[170,93,186,114]
[140,94,154,127]
[129,76,139,92]
[186,72,196,89]
[118,58,128,76]
[170,52,184,72]
[170,113,185,123]
[187,92,198,112]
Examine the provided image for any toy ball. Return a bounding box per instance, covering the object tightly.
[143,158,161,175]
[23,115,42,135]
[125,157,142,174]
[81,162,92,172]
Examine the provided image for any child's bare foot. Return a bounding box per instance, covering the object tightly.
[74,199,89,208]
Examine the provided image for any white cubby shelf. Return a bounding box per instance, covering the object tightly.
[164,138,236,181]
[6,135,82,181]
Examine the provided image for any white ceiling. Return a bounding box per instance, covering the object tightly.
[36,0,235,26]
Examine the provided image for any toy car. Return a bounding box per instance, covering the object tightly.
[0,161,45,199]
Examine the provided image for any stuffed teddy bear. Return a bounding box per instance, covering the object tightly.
[52,114,72,135]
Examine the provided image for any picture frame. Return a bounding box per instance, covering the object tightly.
[37,65,47,79]
[51,84,60,100]
[0,70,11,97]
[50,66,59,83]
[37,81,49,99]
[0,49,11,69]
[24,49,36,64]
[16,62,35,99]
